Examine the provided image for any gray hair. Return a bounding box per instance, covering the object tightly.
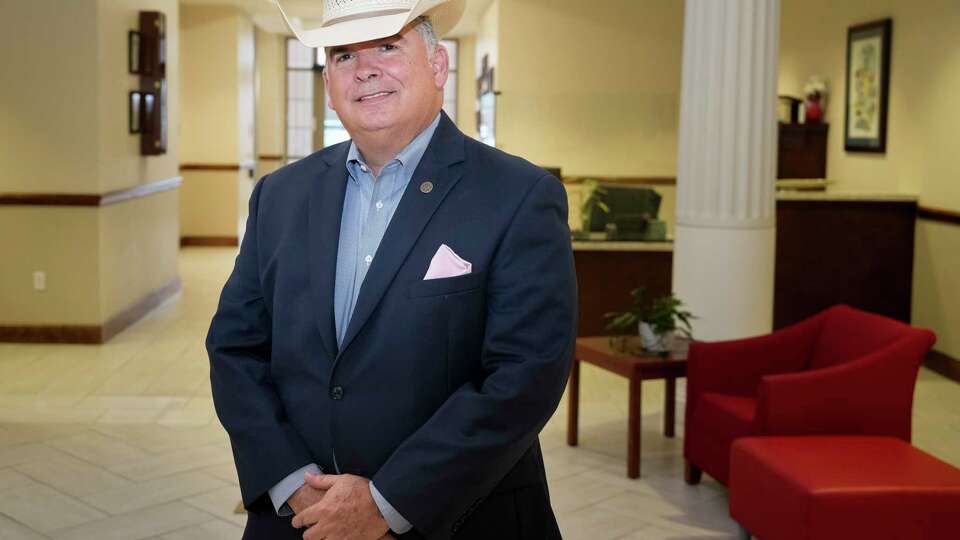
[413,16,439,57]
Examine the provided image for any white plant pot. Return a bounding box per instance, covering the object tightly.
[639,322,674,353]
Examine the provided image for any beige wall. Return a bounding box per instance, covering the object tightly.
[99,190,180,320]
[913,221,960,358]
[495,0,683,177]
[181,6,242,163]
[256,27,286,176]
[255,28,285,156]
[179,170,241,238]
[0,209,101,325]
[238,15,256,164]
[0,0,180,328]
[0,0,100,193]
[780,0,960,359]
[455,36,478,138]
[180,5,256,239]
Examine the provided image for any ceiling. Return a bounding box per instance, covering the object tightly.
[179,0,493,37]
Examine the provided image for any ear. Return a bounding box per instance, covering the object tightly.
[322,67,335,111]
[430,44,450,89]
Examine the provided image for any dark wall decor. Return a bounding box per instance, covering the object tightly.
[476,54,497,147]
[128,31,141,74]
[129,91,142,133]
[131,11,167,155]
[844,18,892,153]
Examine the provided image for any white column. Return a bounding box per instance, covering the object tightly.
[673,0,780,341]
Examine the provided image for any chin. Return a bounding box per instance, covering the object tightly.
[351,110,403,134]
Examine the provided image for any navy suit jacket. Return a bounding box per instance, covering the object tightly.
[207,113,577,540]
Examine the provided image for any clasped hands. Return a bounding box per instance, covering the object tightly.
[289,471,395,540]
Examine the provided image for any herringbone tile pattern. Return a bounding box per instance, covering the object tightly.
[1,248,957,539]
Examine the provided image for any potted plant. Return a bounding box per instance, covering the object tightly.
[802,76,828,123]
[604,288,694,353]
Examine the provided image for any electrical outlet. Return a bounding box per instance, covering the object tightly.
[33,271,46,291]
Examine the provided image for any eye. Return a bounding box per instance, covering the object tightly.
[334,52,353,63]
[379,43,398,52]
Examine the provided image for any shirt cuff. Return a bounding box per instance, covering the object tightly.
[370,482,413,534]
[268,463,322,516]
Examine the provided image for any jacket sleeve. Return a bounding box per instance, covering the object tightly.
[370,174,577,540]
[206,176,315,510]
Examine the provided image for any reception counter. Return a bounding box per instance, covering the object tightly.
[573,191,918,336]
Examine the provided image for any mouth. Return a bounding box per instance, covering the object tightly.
[355,91,396,103]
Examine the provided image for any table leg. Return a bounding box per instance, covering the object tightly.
[664,377,676,438]
[567,358,580,446]
[628,373,641,478]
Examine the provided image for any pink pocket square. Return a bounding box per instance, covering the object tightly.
[423,244,472,280]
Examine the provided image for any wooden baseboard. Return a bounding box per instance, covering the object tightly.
[180,236,238,247]
[0,277,181,344]
[0,325,102,344]
[925,350,960,384]
[101,277,182,342]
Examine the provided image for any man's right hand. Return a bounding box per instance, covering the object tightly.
[288,483,396,539]
[287,484,326,514]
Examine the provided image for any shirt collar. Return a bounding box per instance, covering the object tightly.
[346,112,442,171]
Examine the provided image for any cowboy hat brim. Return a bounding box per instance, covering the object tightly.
[276,0,466,49]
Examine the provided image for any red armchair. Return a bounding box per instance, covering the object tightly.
[683,305,936,486]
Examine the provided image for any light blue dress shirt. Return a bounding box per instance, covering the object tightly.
[268,113,441,534]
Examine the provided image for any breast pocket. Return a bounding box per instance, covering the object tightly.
[407,270,487,298]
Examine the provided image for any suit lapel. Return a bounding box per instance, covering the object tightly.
[308,142,350,360]
[337,114,467,356]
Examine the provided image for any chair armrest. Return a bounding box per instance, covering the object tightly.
[687,315,821,398]
[755,332,935,440]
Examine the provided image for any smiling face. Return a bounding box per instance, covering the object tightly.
[323,23,449,145]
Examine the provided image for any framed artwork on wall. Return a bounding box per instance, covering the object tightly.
[476,54,497,147]
[844,18,892,153]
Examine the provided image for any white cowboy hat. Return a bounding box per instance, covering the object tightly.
[276,0,466,48]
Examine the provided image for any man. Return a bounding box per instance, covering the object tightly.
[207,0,576,538]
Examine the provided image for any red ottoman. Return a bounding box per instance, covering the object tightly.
[729,436,960,540]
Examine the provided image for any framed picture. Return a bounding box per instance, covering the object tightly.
[844,18,892,153]
[129,91,142,133]
[128,31,141,74]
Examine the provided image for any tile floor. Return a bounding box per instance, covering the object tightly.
[1,247,957,539]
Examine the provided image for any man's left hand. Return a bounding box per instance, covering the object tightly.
[291,472,391,540]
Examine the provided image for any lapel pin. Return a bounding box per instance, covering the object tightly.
[420,181,434,194]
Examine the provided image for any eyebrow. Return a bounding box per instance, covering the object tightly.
[328,34,406,56]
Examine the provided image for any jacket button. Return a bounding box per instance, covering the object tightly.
[330,386,344,400]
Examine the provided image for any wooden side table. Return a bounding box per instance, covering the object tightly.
[567,336,687,478]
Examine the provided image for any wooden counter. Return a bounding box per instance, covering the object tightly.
[573,193,918,335]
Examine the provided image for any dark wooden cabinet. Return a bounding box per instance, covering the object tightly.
[773,199,917,328]
[778,123,828,179]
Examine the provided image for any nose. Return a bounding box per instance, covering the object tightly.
[354,52,381,83]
